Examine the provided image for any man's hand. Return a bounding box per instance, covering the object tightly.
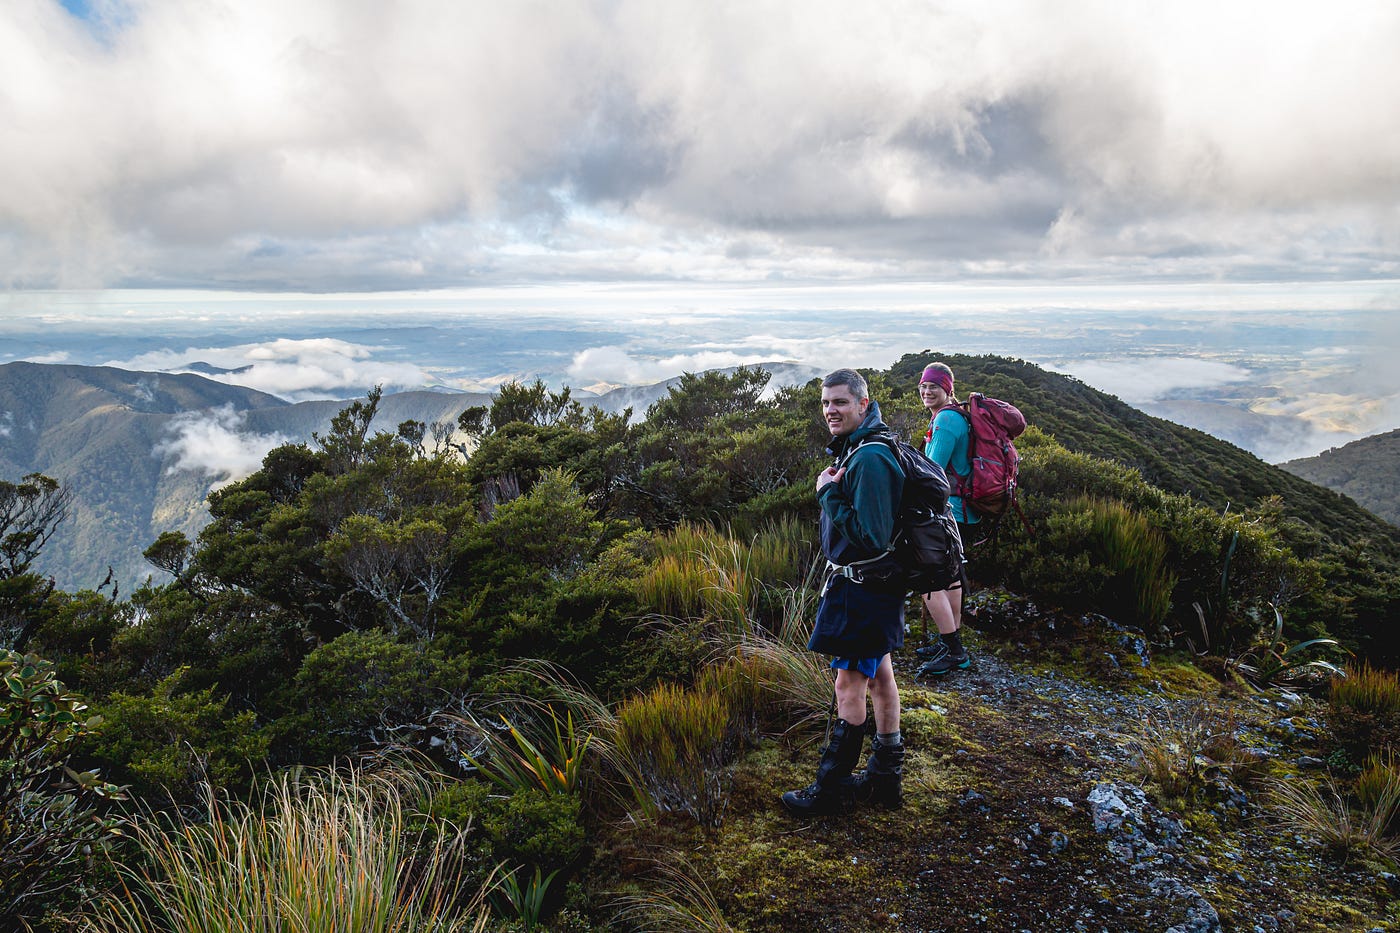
[816,465,846,493]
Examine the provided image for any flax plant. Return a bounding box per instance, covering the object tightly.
[460,707,591,796]
[87,766,493,933]
[491,865,562,931]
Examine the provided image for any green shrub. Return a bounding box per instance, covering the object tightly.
[480,787,586,873]
[90,672,269,801]
[276,629,472,763]
[1,650,123,927]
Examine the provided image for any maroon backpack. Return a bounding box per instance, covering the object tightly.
[939,393,1027,521]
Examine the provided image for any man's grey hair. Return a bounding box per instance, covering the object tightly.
[822,368,869,400]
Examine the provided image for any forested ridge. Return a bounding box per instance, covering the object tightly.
[4,354,1400,931]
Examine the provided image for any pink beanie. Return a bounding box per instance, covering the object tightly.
[920,365,953,394]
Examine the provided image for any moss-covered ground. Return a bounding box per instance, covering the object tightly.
[590,601,1399,931]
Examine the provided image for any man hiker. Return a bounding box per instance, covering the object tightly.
[782,368,907,816]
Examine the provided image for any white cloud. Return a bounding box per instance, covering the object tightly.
[17,351,70,364]
[3,1,1400,288]
[0,411,12,438]
[1050,358,1251,404]
[108,337,428,400]
[568,346,780,386]
[154,405,288,488]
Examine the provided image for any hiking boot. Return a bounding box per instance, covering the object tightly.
[781,718,865,817]
[850,738,905,810]
[914,640,945,658]
[916,643,970,677]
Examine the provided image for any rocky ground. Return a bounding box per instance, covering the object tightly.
[606,595,1400,932]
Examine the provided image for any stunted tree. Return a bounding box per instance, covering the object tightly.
[0,474,72,651]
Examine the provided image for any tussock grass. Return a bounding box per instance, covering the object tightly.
[611,858,739,932]
[1269,773,1400,860]
[1355,751,1400,831]
[614,681,734,827]
[1082,497,1176,627]
[1126,699,1241,803]
[87,766,492,933]
[1332,662,1400,717]
[635,520,808,631]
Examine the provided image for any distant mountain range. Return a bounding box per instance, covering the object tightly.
[5,357,1394,592]
[1280,429,1400,528]
[0,361,824,590]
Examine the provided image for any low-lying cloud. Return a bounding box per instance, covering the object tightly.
[1050,358,1252,405]
[569,346,783,387]
[154,405,290,488]
[110,338,428,401]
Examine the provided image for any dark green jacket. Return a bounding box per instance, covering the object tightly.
[818,400,904,566]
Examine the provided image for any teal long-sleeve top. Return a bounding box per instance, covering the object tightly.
[925,408,978,524]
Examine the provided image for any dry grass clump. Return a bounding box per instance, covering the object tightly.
[1269,772,1400,861]
[610,858,739,933]
[87,765,492,933]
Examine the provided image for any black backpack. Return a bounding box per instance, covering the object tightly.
[835,431,965,595]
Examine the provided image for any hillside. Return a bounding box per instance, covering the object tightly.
[885,353,1400,559]
[0,362,501,589]
[1281,429,1400,528]
[0,362,824,590]
[11,358,1400,932]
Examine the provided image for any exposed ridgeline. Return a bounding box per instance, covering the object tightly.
[882,352,1400,665]
[887,352,1400,557]
[1281,428,1400,529]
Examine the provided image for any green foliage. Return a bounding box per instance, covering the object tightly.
[0,472,70,652]
[28,589,131,688]
[1,650,123,925]
[618,368,820,528]
[491,864,564,931]
[277,629,473,764]
[1226,603,1346,688]
[1000,440,1329,653]
[481,469,608,583]
[1281,428,1400,527]
[89,672,269,801]
[885,351,1400,662]
[480,788,586,874]
[87,765,494,933]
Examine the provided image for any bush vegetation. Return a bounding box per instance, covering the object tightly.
[6,354,1400,926]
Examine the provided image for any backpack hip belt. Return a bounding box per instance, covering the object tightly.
[825,550,895,585]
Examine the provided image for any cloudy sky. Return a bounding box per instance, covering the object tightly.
[3,0,1400,290]
[3,1,1400,465]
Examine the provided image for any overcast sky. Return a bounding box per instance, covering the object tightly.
[3,0,1399,291]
